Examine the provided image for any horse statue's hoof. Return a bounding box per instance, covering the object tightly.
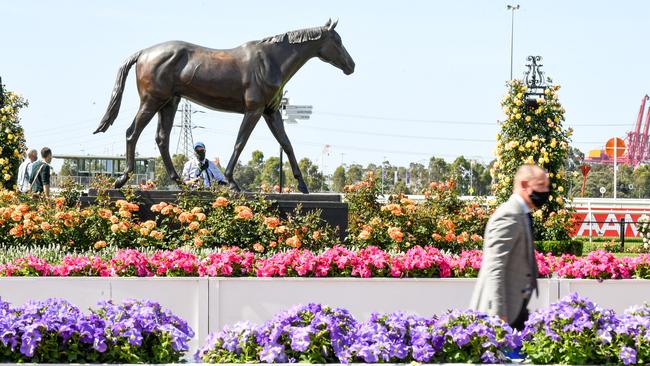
[114,174,129,189]
[297,181,309,194]
[228,181,241,192]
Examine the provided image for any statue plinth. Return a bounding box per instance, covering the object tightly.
[81,190,348,240]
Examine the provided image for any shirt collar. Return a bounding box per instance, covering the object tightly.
[512,193,531,214]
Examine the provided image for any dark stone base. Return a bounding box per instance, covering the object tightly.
[81,190,348,240]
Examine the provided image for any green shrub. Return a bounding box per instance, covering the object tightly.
[536,240,583,256]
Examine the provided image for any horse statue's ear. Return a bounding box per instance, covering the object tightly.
[324,18,332,27]
[328,19,338,31]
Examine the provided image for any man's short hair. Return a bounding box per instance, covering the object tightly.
[41,147,52,158]
[514,164,546,188]
[27,149,37,158]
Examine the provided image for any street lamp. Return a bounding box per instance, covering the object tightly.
[507,4,520,80]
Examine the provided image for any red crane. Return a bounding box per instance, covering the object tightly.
[586,94,650,167]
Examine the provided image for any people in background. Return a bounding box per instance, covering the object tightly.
[16,149,37,193]
[30,147,53,196]
[181,142,226,187]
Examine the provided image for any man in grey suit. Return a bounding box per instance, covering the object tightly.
[470,164,550,330]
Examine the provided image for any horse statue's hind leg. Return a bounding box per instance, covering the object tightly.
[155,96,183,185]
[115,97,165,188]
[224,109,263,191]
[264,111,309,194]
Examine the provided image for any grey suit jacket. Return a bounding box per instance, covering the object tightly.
[469,195,537,322]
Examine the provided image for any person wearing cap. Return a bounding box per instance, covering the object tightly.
[181,142,226,187]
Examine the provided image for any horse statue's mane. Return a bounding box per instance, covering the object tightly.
[258,26,325,45]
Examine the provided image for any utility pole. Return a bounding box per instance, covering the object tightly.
[507,4,520,80]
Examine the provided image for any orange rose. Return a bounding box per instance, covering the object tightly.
[188,221,200,231]
[110,215,119,224]
[195,213,206,222]
[40,222,51,231]
[143,220,156,230]
[387,227,404,242]
[149,230,164,240]
[285,235,302,248]
[264,216,280,229]
[235,206,253,220]
[11,211,22,222]
[178,212,190,223]
[358,230,371,240]
[444,232,456,242]
[16,204,29,213]
[253,243,265,252]
[212,196,229,208]
[98,209,112,219]
[312,231,321,240]
[94,240,108,249]
[432,233,442,241]
[191,207,203,214]
[193,237,204,247]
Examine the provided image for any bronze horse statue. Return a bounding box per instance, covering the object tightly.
[94,19,355,193]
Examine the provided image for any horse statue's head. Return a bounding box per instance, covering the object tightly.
[317,19,355,75]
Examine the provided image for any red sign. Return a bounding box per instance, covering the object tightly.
[572,208,650,237]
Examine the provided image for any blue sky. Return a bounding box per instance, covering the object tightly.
[3,0,649,173]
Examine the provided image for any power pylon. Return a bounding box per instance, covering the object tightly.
[176,99,194,158]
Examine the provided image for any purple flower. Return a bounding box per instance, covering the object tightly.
[260,344,285,363]
[619,346,637,365]
[289,326,311,352]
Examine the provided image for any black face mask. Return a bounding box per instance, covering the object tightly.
[195,150,206,161]
[530,190,551,208]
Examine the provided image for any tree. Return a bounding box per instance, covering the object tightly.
[260,157,280,186]
[345,164,364,185]
[332,165,346,192]
[60,159,79,176]
[0,84,28,189]
[428,157,450,182]
[492,78,573,240]
[154,154,188,189]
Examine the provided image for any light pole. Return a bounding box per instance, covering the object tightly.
[507,4,520,80]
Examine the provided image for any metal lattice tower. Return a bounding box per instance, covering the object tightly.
[176,100,194,158]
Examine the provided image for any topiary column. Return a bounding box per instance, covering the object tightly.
[0,83,28,190]
[491,70,574,240]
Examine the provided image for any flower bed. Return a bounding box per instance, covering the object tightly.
[0,246,649,279]
[197,295,650,365]
[0,298,193,363]
[1,295,648,364]
[195,304,518,364]
[521,293,650,365]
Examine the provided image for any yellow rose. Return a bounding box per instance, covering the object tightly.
[3,174,11,181]
[525,141,532,148]
[515,113,522,119]
[558,186,564,193]
[525,116,532,122]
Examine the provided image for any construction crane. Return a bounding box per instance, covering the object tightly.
[586,95,650,167]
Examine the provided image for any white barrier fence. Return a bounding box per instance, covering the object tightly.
[1,278,649,353]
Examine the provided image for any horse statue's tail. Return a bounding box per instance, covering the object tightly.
[94,51,142,134]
